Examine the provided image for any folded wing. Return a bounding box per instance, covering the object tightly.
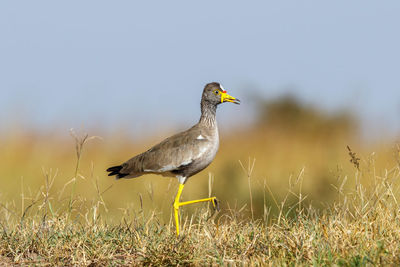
[108,127,210,179]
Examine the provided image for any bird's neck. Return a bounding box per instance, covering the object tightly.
[199,100,217,127]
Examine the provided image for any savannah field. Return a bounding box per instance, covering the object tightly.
[1,98,400,266]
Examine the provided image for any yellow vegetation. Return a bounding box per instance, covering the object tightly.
[1,98,399,264]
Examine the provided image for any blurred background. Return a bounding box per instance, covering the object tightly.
[1,1,399,222]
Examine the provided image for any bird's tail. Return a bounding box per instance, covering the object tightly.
[106,165,128,179]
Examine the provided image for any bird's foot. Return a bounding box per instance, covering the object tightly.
[211,197,220,212]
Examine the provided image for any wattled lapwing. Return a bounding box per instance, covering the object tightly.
[107,82,240,236]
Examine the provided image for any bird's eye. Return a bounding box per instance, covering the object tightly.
[214,90,219,95]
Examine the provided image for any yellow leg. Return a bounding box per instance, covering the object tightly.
[173,184,184,236]
[179,197,218,208]
[173,183,219,236]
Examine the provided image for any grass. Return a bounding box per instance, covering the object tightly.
[1,127,400,265]
[1,164,400,265]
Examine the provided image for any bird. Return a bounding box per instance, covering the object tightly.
[106,82,240,236]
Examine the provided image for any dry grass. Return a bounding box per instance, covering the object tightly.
[1,126,400,265]
[1,160,400,265]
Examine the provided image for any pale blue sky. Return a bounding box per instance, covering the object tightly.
[1,1,399,137]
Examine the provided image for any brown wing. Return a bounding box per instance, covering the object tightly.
[119,126,211,178]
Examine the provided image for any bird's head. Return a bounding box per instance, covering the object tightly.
[202,82,240,106]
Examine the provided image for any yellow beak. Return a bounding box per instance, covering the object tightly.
[220,91,240,104]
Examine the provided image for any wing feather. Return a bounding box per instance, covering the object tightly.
[120,126,210,177]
